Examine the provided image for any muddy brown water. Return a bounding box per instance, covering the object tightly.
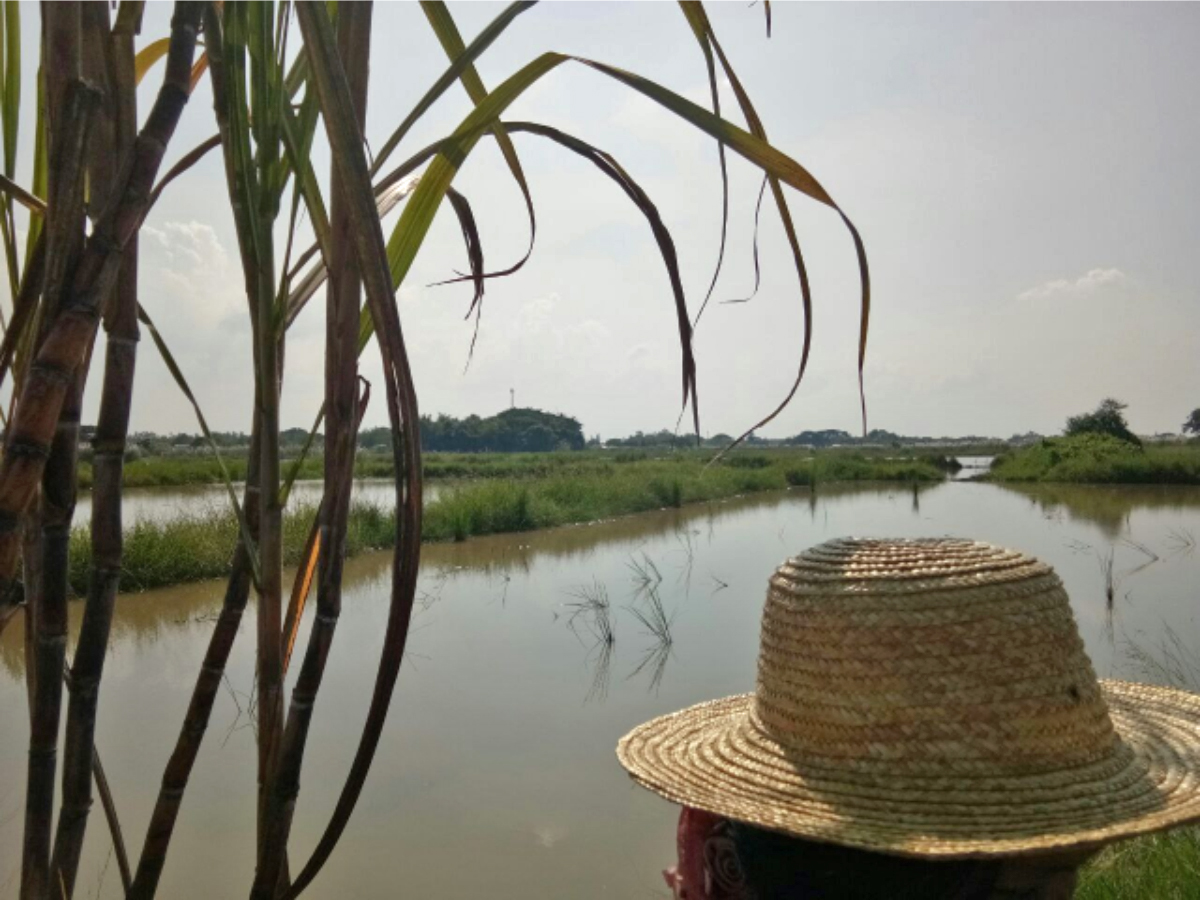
[3,481,1200,897]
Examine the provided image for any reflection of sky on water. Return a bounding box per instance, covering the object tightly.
[3,481,1200,897]
[70,478,441,527]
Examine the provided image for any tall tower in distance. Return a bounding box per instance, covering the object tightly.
[510,388,515,409]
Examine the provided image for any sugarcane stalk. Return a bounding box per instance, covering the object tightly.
[126,427,261,900]
[252,140,284,890]
[0,1,203,632]
[285,5,424,895]
[201,1,287,868]
[253,6,372,894]
[21,6,89,895]
[50,2,142,892]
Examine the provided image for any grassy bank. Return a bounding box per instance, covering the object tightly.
[988,435,1200,484]
[66,451,946,593]
[77,446,961,490]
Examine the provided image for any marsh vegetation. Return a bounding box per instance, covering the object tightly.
[64,448,948,592]
[989,435,1200,484]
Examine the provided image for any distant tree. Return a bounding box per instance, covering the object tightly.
[785,429,852,448]
[411,408,585,453]
[1184,409,1200,436]
[1065,398,1141,446]
[605,429,678,448]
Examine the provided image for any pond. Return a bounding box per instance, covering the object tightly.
[2,480,1199,897]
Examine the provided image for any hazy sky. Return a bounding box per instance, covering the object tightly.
[6,2,1199,439]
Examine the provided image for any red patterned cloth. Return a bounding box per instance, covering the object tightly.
[663,808,753,900]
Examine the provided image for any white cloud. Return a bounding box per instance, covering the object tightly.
[142,220,228,270]
[1017,268,1127,302]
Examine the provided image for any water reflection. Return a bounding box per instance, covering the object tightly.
[71,477,443,528]
[3,480,1200,898]
[565,578,617,703]
[992,481,1200,540]
[951,455,994,480]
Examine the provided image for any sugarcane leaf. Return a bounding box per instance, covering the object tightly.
[281,523,319,674]
[676,1,729,328]
[188,53,209,93]
[281,107,332,285]
[281,380,370,675]
[0,0,16,313]
[441,185,485,365]
[90,747,132,893]
[382,51,858,279]
[286,173,422,331]
[673,3,869,441]
[502,120,694,433]
[3,0,19,177]
[279,403,324,505]
[420,1,536,285]
[133,38,171,85]
[722,174,767,304]
[147,133,221,208]
[136,303,262,587]
[22,72,45,271]
[212,3,267,277]
[582,57,838,206]
[0,229,42,393]
[0,173,45,212]
[372,0,536,174]
[376,48,863,433]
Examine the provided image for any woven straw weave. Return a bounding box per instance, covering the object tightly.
[617,538,1200,857]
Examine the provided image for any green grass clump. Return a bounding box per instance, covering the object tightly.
[989,435,1200,484]
[67,500,398,594]
[1077,828,1200,899]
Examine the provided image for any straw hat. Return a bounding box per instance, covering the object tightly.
[617,537,1200,858]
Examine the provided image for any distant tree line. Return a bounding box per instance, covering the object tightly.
[70,400,1197,460]
[603,427,1003,449]
[363,408,585,453]
[80,408,585,457]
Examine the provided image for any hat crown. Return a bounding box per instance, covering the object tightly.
[752,538,1115,774]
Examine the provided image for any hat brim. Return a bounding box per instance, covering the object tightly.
[616,680,1200,858]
